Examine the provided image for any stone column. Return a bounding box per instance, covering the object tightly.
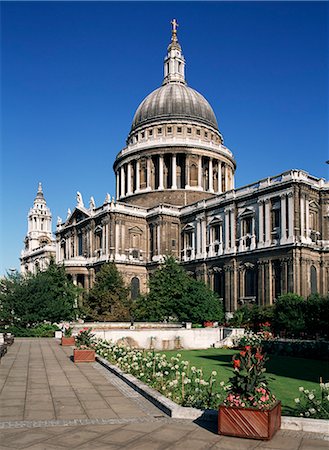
[224,164,228,192]
[217,161,222,194]
[224,209,230,253]
[192,229,195,259]
[196,219,201,258]
[157,224,161,255]
[198,155,202,189]
[115,221,119,258]
[224,267,232,314]
[127,163,132,195]
[185,155,190,189]
[258,262,265,306]
[116,173,119,199]
[159,155,164,189]
[300,194,305,241]
[230,209,236,252]
[305,196,310,241]
[264,199,271,246]
[146,158,151,190]
[171,154,177,189]
[135,159,140,192]
[208,158,214,192]
[280,194,287,242]
[287,192,294,242]
[201,218,207,258]
[121,222,125,259]
[258,200,264,247]
[120,166,125,198]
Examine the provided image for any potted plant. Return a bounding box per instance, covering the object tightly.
[61,326,75,346]
[73,328,96,363]
[218,345,281,440]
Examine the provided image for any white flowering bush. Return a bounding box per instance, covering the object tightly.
[234,330,274,348]
[294,383,329,419]
[94,339,228,409]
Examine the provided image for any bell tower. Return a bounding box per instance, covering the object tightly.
[21,183,55,273]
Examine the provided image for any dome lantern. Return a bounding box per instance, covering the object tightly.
[163,19,186,86]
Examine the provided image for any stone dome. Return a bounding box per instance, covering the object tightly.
[131,83,219,133]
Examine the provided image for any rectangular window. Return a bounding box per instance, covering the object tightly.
[141,131,145,138]
[177,126,182,133]
[205,132,208,138]
[149,129,153,136]
[187,127,192,134]
[214,225,221,241]
[172,239,176,248]
[78,234,83,256]
[196,129,201,135]
[167,126,172,133]
[158,128,162,134]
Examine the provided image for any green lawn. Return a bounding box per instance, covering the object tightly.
[162,348,329,415]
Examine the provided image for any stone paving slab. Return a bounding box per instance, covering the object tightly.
[0,339,328,449]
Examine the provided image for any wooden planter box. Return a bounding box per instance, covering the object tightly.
[61,336,75,346]
[218,401,281,440]
[73,348,95,363]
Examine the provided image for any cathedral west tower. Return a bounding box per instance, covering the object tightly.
[20,183,56,273]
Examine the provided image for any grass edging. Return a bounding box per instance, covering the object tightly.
[96,355,329,435]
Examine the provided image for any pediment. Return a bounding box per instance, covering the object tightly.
[182,223,195,232]
[208,216,223,225]
[128,226,143,234]
[238,207,254,218]
[65,207,90,226]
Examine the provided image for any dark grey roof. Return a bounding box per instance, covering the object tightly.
[130,83,219,133]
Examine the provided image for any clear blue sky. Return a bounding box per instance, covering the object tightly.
[1,1,328,275]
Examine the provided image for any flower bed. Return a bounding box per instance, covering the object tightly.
[94,339,226,409]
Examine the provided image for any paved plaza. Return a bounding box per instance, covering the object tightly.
[0,339,327,449]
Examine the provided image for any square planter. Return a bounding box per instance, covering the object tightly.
[61,336,75,346]
[218,401,281,440]
[73,348,95,363]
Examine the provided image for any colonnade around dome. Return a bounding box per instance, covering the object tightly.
[115,152,234,202]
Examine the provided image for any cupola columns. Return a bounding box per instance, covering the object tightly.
[163,19,186,85]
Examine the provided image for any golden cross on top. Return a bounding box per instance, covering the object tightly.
[171,18,178,34]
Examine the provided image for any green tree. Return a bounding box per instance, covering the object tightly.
[273,293,305,336]
[0,261,78,328]
[134,256,224,323]
[84,262,130,321]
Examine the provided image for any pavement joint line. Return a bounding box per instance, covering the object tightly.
[93,362,163,417]
[0,416,173,430]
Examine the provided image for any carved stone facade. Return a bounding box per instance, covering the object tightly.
[23,22,329,315]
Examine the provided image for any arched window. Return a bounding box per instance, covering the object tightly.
[131,277,140,300]
[310,265,317,294]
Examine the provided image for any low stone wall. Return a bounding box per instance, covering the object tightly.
[89,327,244,350]
[72,322,183,330]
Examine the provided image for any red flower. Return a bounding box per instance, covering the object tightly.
[245,345,251,351]
[240,351,246,357]
[233,359,241,369]
[255,352,263,360]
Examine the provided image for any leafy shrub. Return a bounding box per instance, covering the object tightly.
[229,305,274,331]
[0,324,60,337]
[262,339,329,361]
